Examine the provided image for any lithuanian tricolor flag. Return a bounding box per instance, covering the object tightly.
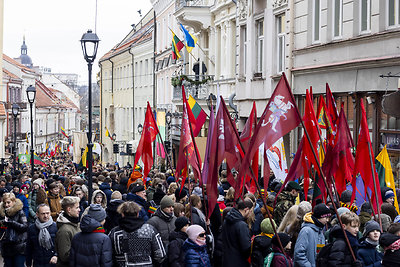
[171,30,184,60]
[61,127,69,138]
[18,154,46,167]
[105,127,113,140]
[376,145,399,213]
[188,95,207,137]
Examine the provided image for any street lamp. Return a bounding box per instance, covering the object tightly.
[137,124,143,134]
[26,85,36,178]
[165,111,172,125]
[11,104,20,175]
[80,29,100,204]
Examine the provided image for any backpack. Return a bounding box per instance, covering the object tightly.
[264,252,289,267]
[315,242,333,267]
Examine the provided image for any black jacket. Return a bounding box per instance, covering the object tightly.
[380,233,400,267]
[327,225,360,267]
[99,182,112,205]
[251,234,272,267]
[70,215,113,267]
[191,207,207,230]
[221,208,251,267]
[104,199,124,233]
[26,221,58,266]
[168,230,188,267]
[356,239,383,267]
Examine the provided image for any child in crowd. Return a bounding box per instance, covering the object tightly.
[357,220,383,266]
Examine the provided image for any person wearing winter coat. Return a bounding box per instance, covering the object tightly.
[266,233,293,267]
[251,218,276,267]
[183,224,212,267]
[27,179,46,223]
[70,204,113,267]
[274,181,301,225]
[168,216,189,267]
[293,203,331,267]
[12,181,30,219]
[108,201,166,267]
[45,182,63,221]
[327,212,362,267]
[99,177,113,205]
[0,192,29,267]
[104,192,124,233]
[147,195,177,252]
[379,232,400,266]
[72,186,88,219]
[221,199,253,267]
[26,204,58,267]
[357,220,383,267]
[358,202,372,233]
[126,183,150,221]
[186,194,208,231]
[55,196,81,267]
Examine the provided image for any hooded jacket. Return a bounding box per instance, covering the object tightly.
[251,233,273,267]
[104,199,124,233]
[55,211,81,267]
[182,238,212,267]
[99,182,112,204]
[272,244,294,267]
[327,224,360,267]
[147,208,176,251]
[108,216,166,267]
[168,230,188,267]
[0,198,28,256]
[293,212,325,267]
[221,208,251,267]
[379,233,400,267]
[70,215,112,267]
[126,193,149,221]
[357,238,383,267]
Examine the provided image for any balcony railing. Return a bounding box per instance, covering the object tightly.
[172,75,214,100]
[175,0,207,12]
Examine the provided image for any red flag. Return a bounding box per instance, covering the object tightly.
[206,97,242,218]
[325,84,339,146]
[133,102,160,178]
[351,99,382,214]
[323,106,355,195]
[175,87,202,185]
[239,73,301,186]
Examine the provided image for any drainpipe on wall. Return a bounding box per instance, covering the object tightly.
[153,11,157,110]
[99,63,103,162]
[287,0,295,87]
[128,48,135,139]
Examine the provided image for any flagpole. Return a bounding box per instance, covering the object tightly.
[196,43,215,66]
[291,91,357,262]
[155,130,174,171]
[219,97,287,257]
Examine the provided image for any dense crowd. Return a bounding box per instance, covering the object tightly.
[0,155,399,267]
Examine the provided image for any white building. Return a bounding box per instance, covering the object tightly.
[99,10,155,165]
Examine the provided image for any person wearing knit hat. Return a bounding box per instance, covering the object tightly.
[274,181,301,225]
[147,195,177,251]
[175,187,189,204]
[293,203,330,266]
[182,225,211,267]
[267,233,293,266]
[168,217,189,267]
[251,218,277,266]
[384,190,395,205]
[357,220,383,266]
[70,204,112,266]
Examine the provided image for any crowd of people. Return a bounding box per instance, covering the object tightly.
[0,155,399,267]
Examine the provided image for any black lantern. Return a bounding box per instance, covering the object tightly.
[80,30,100,63]
[137,124,143,134]
[12,103,19,117]
[166,111,172,125]
[26,85,36,178]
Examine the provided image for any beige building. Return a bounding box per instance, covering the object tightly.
[99,10,155,165]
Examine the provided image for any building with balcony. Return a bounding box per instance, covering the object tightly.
[99,9,154,165]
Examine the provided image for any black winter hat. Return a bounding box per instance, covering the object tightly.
[272,233,291,248]
[340,190,352,203]
[379,232,400,248]
[175,187,188,202]
[131,183,145,193]
[363,220,381,237]
[11,181,22,189]
[175,216,190,231]
[313,203,331,219]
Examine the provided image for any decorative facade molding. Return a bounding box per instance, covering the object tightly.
[272,0,288,9]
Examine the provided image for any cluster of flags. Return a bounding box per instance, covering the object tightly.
[132,72,397,222]
[171,24,198,59]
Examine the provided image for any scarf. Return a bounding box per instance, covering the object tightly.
[64,213,80,224]
[93,226,105,233]
[387,238,400,251]
[311,215,325,228]
[35,217,54,250]
[366,237,379,247]
[195,238,206,246]
[194,207,206,224]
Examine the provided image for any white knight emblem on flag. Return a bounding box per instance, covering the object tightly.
[261,95,294,132]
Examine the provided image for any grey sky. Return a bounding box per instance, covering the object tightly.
[3,0,152,85]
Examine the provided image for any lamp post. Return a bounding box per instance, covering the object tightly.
[137,123,143,135]
[11,104,20,175]
[26,85,36,178]
[80,29,100,204]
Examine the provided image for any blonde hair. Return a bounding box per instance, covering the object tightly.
[277,205,299,233]
[340,212,360,227]
[226,187,235,201]
[61,196,80,211]
[117,201,140,217]
[2,192,16,202]
[168,182,178,195]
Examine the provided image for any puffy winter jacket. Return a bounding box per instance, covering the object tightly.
[327,225,360,267]
[99,182,112,204]
[104,199,124,233]
[168,230,188,267]
[16,192,30,219]
[379,233,400,267]
[108,216,166,267]
[182,238,211,267]
[70,215,112,267]
[356,239,383,267]
[55,212,81,267]
[25,220,58,266]
[0,198,28,257]
[147,208,176,251]
[221,208,251,267]
[126,193,149,221]
[251,234,272,267]
[293,212,325,267]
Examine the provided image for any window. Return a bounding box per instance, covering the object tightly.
[240,25,247,77]
[388,0,400,27]
[313,0,321,42]
[360,0,371,32]
[333,0,343,38]
[256,19,264,74]
[277,14,286,73]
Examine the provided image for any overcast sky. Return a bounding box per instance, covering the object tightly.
[3,0,152,85]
